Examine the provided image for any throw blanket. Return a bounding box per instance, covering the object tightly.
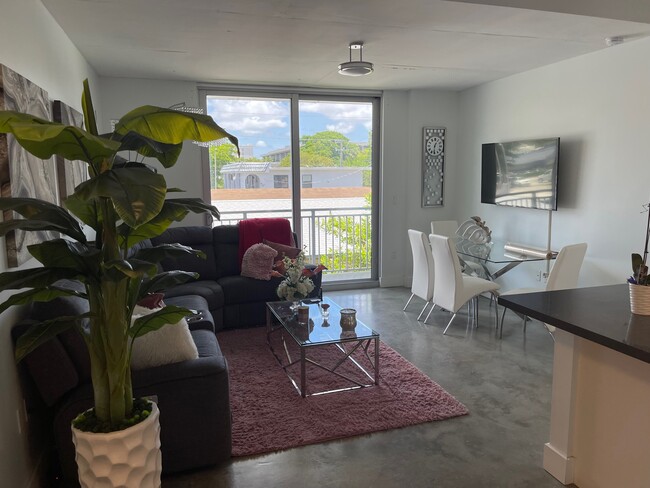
[238,218,294,266]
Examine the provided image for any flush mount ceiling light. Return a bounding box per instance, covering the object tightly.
[338,42,374,76]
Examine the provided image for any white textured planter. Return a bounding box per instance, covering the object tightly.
[629,283,650,315]
[72,401,162,488]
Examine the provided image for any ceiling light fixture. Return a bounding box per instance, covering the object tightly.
[338,42,374,76]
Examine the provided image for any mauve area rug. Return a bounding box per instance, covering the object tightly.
[217,327,469,457]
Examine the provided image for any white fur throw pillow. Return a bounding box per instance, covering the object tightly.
[241,243,278,280]
[130,305,199,370]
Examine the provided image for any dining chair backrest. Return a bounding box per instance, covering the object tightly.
[546,243,588,291]
[430,220,459,239]
[408,229,434,301]
[429,233,464,312]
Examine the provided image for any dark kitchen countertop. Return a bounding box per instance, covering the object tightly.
[498,284,650,364]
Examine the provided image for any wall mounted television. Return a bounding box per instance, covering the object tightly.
[481,137,560,211]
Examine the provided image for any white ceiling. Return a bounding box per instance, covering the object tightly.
[42,0,650,91]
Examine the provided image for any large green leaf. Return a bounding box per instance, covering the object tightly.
[73,167,166,228]
[114,106,239,150]
[0,287,85,315]
[117,198,219,248]
[138,270,198,298]
[0,197,87,242]
[15,315,88,362]
[28,239,100,277]
[82,79,99,137]
[64,193,100,230]
[0,267,82,293]
[114,131,183,168]
[103,258,158,279]
[130,305,193,339]
[166,198,220,221]
[0,112,119,166]
[133,243,206,264]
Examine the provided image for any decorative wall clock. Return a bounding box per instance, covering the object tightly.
[422,126,445,207]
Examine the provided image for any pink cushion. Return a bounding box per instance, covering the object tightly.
[263,239,301,259]
[241,243,278,280]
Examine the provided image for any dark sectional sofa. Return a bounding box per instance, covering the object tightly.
[12,223,322,486]
[14,289,227,487]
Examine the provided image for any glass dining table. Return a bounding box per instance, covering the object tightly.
[454,238,555,280]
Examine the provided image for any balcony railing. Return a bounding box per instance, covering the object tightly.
[216,207,372,279]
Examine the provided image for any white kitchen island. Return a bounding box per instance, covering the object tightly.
[499,284,650,488]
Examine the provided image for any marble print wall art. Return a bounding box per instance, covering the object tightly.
[0,65,58,267]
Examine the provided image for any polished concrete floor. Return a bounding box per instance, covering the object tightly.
[164,287,572,488]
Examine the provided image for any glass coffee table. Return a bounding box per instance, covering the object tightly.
[265,297,380,397]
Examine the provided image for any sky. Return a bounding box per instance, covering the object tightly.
[206,96,373,158]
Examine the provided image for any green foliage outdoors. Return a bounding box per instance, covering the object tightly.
[278,152,332,167]
[319,194,372,273]
[209,143,239,188]
[300,131,360,163]
[0,80,238,430]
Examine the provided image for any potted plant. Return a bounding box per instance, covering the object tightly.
[629,203,650,315]
[0,80,238,487]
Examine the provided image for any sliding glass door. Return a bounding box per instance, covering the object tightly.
[298,98,374,282]
[202,88,379,283]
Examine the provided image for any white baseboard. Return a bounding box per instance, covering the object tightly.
[543,442,574,485]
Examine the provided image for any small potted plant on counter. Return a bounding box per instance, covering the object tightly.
[629,202,650,315]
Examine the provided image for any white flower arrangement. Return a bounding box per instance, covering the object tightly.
[275,251,317,302]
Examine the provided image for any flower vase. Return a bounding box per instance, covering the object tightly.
[290,300,301,311]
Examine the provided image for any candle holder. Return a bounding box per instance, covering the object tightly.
[340,308,357,330]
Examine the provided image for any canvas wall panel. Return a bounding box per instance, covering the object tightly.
[0,65,58,267]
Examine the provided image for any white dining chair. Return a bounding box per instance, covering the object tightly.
[404,229,436,321]
[498,242,588,338]
[429,234,500,334]
[431,220,485,278]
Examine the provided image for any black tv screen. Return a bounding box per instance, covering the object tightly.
[481,137,560,211]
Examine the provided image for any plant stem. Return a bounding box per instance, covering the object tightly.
[86,196,134,426]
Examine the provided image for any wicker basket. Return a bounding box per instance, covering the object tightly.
[629,283,650,315]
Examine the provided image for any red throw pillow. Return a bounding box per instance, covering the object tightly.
[263,239,301,260]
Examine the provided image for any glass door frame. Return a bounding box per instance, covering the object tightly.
[199,84,382,283]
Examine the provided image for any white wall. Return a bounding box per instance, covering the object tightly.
[0,1,99,487]
[381,89,460,286]
[457,37,650,290]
